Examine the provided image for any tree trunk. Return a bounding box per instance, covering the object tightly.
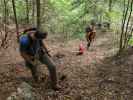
[108,0,112,29]
[25,0,29,24]
[12,0,19,39]
[36,0,41,30]
[1,0,8,47]
[3,0,7,34]
[119,0,132,53]
[119,0,128,52]
[32,0,36,25]
[124,0,133,48]
[109,0,112,12]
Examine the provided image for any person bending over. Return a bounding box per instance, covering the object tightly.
[19,28,60,90]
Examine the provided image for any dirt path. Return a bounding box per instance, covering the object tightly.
[1,30,131,100]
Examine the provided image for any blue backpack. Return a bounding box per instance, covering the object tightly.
[19,35,30,48]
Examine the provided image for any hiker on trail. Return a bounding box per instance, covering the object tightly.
[85,25,96,49]
[19,27,60,90]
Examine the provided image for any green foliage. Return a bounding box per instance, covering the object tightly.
[16,1,26,19]
[0,0,126,39]
[47,0,121,38]
[72,32,84,39]
[128,37,133,46]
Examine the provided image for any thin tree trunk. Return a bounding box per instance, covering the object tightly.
[1,0,8,47]
[25,0,29,24]
[109,0,112,12]
[108,0,112,29]
[119,0,130,52]
[32,0,36,25]
[36,0,41,29]
[124,0,133,48]
[12,0,19,39]
[121,0,130,48]
[4,0,7,34]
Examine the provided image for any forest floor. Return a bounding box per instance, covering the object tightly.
[0,29,133,100]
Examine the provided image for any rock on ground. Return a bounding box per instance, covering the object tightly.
[7,82,42,100]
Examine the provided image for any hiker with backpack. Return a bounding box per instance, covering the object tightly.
[19,27,60,90]
[85,25,96,49]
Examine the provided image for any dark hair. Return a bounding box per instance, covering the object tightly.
[23,27,37,33]
[35,31,48,39]
[24,27,48,40]
[85,26,92,33]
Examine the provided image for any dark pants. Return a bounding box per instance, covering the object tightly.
[25,53,57,87]
[87,36,94,49]
[87,40,91,49]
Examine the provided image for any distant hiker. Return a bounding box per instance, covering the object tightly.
[19,27,60,90]
[76,42,85,55]
[85,25,96,49]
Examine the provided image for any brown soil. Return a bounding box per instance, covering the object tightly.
[0,29,133,100]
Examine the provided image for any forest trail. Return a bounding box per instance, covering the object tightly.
[0,29,133,100]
